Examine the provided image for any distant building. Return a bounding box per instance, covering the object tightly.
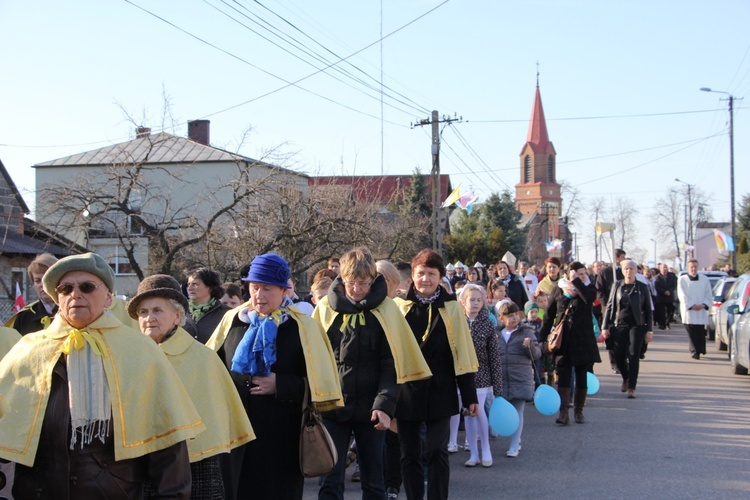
[514,81,570,266]
[0,159,84,322]
[695,221,731,269]
[34,120,308,295]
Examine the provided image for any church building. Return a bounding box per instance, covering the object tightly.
[515,80,571,266]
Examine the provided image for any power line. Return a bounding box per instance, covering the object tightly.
[124,0,450,125]
[467,107,741,123]
[573,134,716,187]
[204,0,428,117]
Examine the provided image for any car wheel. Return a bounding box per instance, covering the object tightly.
[716,329,727,351]
[729,333,749,375]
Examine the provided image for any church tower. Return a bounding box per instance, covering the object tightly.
[515,78,568,264]
[515,81,561,215]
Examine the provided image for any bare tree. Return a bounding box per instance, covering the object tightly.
[608,197,638,250]
[586,196,607,260]
[652,188,683,260]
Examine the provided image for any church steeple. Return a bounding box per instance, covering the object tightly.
[525,84,550,154]
[515,77,560,216]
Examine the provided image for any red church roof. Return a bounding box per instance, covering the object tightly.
[522,85,551,154]
[310,174,452,205]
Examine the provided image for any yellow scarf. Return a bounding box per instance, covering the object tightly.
[0,314,205,467]
[0,327,21,360]
[160,327,255,461]
[314,296,432,383]
[207,303,343,412]
[393,298,479,376]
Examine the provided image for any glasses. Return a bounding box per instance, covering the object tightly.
[55,282,105,296]
[343,280,372,288]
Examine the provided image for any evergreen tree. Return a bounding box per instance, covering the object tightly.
[405,168,431,217]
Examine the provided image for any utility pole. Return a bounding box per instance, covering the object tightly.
[412,110,462,253]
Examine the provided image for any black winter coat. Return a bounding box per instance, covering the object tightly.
[602,280,654,331]
[540,278,602,368]
[193,301,230,344]
[654,272,678,304]
[505,275,529,310]
[218,315,307,500]
[395,285,477,422]
[322,275,400,422]
[7,300,57,335]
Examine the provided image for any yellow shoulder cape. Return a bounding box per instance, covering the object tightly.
[393,298,478,376]
[313,296,432,383]
[206,303,343,412]
[3,300,41,329]
[0,314,205,467]
[108,296,140,330]
[0,327,21,360]
[160,327,255,462]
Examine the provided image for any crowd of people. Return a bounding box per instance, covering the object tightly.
[0,247,724,500]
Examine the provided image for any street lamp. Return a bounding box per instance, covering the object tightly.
[700,87,737,270]
[675,178,694,261]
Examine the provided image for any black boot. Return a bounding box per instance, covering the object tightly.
[556,387,570,425]
[574,389,587,424]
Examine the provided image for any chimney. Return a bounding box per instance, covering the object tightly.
[136,126,151,138]
[187,120,210,146]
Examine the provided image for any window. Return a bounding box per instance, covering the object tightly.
[524,156,532,183]
[109,254,136,276]
[547,156,555,183]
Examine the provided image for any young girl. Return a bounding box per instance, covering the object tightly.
[498,302,541,457]
[456,284,503,467]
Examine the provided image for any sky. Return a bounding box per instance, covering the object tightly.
[1,0,748,265]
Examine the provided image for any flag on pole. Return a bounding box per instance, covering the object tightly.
[441,184,462,208]
[713,229,735,253]
[455,191,479,214]
[14,282,25,313]
[545,239,564,252]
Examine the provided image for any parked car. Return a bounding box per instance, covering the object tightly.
[726,277,750,375]
[708,277,737,340]
[715,274,750,351]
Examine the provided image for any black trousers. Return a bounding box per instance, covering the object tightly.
[556,361,589,390]
[399,417,450,500]
[384,429,402,492]
[685,324,707,355]
[612,325,647,389]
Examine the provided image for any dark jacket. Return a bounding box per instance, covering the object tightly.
[654,272,678,304]
[395,285,478,422]
[540,278,602,367]
[467,309,502,396]
[193,301,230,344]
[506,274,529,310]
[498,325,541,402]
[602,280,654,332]
[218,314,307,500]
[322,275,400,422]
[6,300,57,335]
[13,359,191,500]
[595,266,624,306]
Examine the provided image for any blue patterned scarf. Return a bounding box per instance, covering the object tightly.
[231,297,293,376]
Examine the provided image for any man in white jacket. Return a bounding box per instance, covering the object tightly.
[676,259,713,359]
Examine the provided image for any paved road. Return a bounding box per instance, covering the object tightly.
[303,324,750,499]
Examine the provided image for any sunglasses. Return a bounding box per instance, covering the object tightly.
[55,282,105,296]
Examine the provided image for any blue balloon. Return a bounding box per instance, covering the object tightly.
[587,372,600,395]
[489,397,519,437]
[534,385,561,416]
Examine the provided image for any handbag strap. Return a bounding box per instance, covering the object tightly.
[302,377,310,412]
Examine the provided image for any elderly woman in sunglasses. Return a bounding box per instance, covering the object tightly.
[0,252,204,499]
